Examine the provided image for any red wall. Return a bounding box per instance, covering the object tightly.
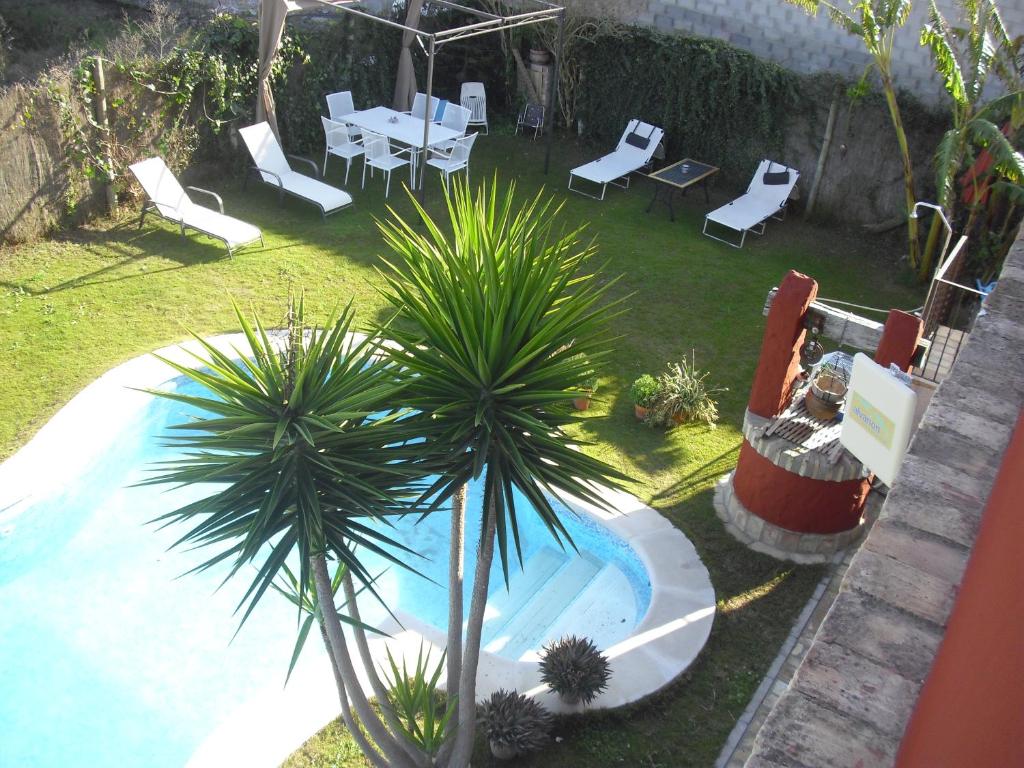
[896,409,1024,767]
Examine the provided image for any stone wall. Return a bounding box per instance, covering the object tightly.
[640,0,1024,105]
[742,230,1024,765]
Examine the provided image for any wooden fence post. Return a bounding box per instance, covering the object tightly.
[92,56,116,213]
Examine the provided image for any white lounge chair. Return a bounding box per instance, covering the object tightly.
[238,122,353,219]
[128,157,262,257]
[426,133,477,192]
[568,119,665,200]
[702,160,800,248]
[460,82,488,134]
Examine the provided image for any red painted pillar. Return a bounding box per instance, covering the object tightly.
[748,270,818,418]
[874,310,924,372]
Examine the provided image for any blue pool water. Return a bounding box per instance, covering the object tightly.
[0,374,650,767]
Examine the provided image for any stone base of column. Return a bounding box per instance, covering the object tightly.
[714,471,878,564]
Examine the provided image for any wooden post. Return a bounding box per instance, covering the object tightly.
[92,56,117,213]
[804,84,841,220]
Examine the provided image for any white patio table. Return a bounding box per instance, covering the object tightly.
[341,106,462,189]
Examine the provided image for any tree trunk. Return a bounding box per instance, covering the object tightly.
[447,493,498,767]
[446,485,467,702]
[318,622,390,768]
[880,70,921,271]
[342,572,428,766]
[313,554,415,768]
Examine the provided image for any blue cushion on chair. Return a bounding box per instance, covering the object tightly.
[434,99,448,122]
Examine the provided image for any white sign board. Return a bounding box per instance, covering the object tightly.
[839,353,917,486]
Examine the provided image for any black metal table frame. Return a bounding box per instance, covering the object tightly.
[645,159,718,222]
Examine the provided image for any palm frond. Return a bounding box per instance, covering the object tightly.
[968,118,1024,182]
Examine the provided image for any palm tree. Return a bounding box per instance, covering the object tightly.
[144,298,433,768]
[375,177,627,766]
[919,0,1024,278]
[787,0,922,270]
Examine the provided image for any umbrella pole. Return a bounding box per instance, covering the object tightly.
[419,35,436,206]
[543,9,565,176]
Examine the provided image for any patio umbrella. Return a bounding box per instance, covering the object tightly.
[392,0,424,112]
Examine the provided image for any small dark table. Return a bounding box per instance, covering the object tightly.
[645,159,719,221]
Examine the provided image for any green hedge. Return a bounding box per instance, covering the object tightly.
[576,28,802,180]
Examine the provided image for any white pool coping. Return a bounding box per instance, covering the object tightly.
[0,333,716,768]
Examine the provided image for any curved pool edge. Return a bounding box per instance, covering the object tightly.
[0,333,715,768]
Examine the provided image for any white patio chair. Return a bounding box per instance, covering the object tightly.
[128,156,262,257]
[321,116,364,185]
[433,104,471,152]
[407,92,441,122]
[361,130,413,198]
[238,122,353,218]
[567,119,665,201]
[515,103,545,140]
[426,132,477,192]
[702,160,800,248]
[460,81,488,134]
[325,90,360,141]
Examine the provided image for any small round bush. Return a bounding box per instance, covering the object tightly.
[629,374,661,407]
[538,635,611,705]
[477,688,552,756]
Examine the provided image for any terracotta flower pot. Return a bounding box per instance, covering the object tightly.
[634,404,649,421]
[573,395,591,411]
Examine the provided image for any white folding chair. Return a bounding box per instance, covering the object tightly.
[460,82,488,134]
[427,132,477,192]
[321,116,364,185]
[128,157,262,257]
[703,160,801,248]
[238,122,353,218]
[515,103,545,140]
[361,130,413,198]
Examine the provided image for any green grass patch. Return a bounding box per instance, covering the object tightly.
[0,133,923,767]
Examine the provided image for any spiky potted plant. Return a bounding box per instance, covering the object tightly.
[629,373,661,421]
[538,635,612,706]
[477,688,552,760]
[646,352,725,428]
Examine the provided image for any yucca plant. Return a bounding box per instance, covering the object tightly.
[376,176,627,766]
[645,352,725,428]
[143,297,434,768]
[538,635,611,706]
[381,643,457,761]
[477,689,552,759]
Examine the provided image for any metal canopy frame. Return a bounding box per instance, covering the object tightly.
[304,0,566,201]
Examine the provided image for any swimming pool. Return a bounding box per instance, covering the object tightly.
[0,334,715,768]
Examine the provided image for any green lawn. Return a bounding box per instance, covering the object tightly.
[0,133,923,767]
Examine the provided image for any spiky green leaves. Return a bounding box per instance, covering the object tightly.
[143,299,428,628]
[375,176,628,579]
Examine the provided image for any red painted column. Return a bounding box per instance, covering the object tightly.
[748,270,818,419]
[874,310,924,372]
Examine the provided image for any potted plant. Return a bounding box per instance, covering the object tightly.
[629,374,661,421]
[574,373,599,410]
[477,688,552,760]
[646,352,726,428]
[538,635,611,706]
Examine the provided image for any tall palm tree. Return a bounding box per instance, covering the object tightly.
[787,0,922,270]
[144,299,432,768]
[375,177,627,766]
[919,0,1024,278]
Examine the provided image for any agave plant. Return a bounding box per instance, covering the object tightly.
[142,297,434,768]
[477,689,552,758]
[538,635,612,706]
[645,352,725,428]
[381,643,457,760]
[376,176,627,766]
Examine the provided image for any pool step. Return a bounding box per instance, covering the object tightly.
[480,546,567,645]
[485,551,602,659]
[533,565,637,657]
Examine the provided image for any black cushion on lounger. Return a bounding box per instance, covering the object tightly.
[624,132,651,150]
[763,169,790,185]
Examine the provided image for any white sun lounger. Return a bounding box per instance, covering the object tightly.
[238,122,353,219]
[568,119,665,200]
[703,160,800,248]
[128,157,263,257]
